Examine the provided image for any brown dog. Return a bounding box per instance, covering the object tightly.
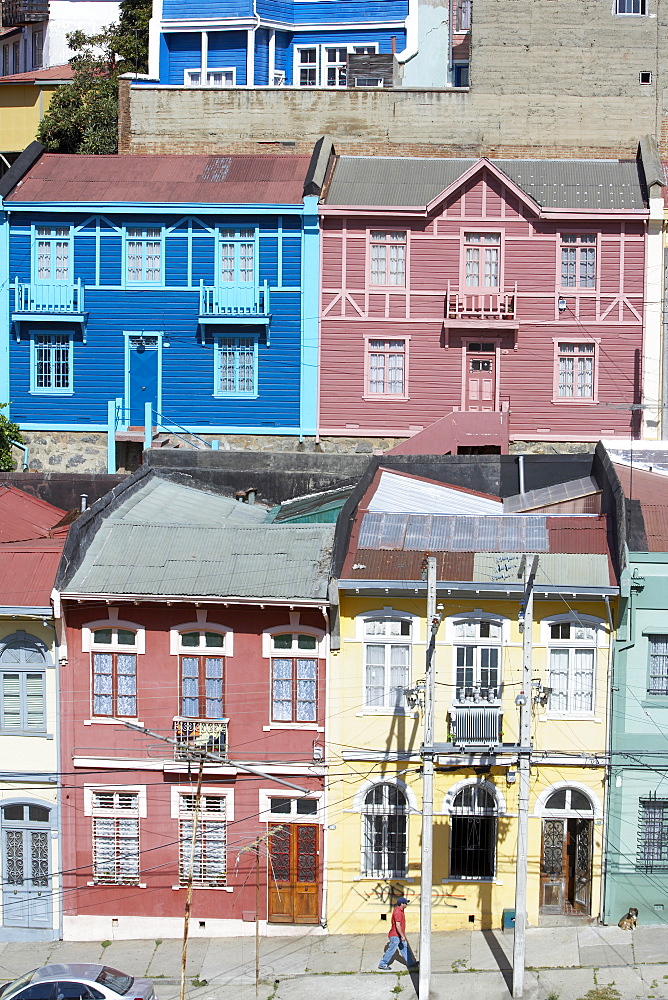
[618,907,638,930]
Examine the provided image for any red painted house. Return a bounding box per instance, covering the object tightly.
[319,154,649,445]
[53,469,334,939]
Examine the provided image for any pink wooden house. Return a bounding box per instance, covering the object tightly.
[319,155,649,446]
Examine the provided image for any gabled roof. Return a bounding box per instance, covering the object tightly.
[58,473,334,602]
[368,468,502,515]
[0,484,67,542]
[0,539,64,609]
[0,64,74,84]
[4,153,314,205]
[323,156,646,212]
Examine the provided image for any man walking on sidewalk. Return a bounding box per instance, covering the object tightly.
[378,896,419,971]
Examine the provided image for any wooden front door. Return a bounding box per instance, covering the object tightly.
[464,343,496,411]
[540,818,592,914]
[268,824,319,924]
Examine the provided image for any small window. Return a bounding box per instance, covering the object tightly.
[640,70,652,84]
[180,631,226,650]
[215,337,257,396]
[267,796,319,818]
[648,635,668,695]
[561,234,596,288]
[453,62,469,87]
[465,233,500,288]
[2,44,9,76]
[32,334,72,394]
[126,228,161,283]
[273,70,285,86]
[12,40,19,74]
[367,339,406,397]
[556,342,596,400]
[638,798,668,868]
[544,788,593,814]
[297,47,318,86]
[456,0,472,30]
[3,804,50,823]
[31,29,43,69]
[370,231,406,286]
[271,633,317,651]
[92,628,136,648]
[617,0,646,12]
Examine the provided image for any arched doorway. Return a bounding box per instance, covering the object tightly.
[539,786,595,915]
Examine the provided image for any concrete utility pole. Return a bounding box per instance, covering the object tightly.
[512,554,538,999]
[419,556,441,1000]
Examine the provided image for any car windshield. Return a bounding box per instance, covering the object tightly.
[2,971,38,1000]
[94,970,133,996]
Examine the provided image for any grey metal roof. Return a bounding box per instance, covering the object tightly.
[473,552,612,588]
[62,522,335,600]
[108,477,268,526]
[358,513,549,552]
[504,477,600,513]
[324,157,645,211]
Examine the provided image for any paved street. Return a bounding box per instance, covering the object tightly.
[0,925,666,1000]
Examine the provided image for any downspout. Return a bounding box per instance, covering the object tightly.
[600,594,616,925]
[394,0,419,65]
[11,439,28,470]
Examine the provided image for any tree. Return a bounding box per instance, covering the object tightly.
[0,405,23,472]
[36,0,151,155]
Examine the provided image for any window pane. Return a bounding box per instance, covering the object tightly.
[296,798,318,814]
[365,644,385,706]
[2,673,21,728]
[25,673,44,728]
[270,798,291,813]
[181,632,200,647]
[205,632,224,648]
[272,658,293,720]
[297,634,316,649]
[93,629,112,644]
[273,634,293,649]
[548,649,569,712]
[296,658,317,721]
[117,629,136,646]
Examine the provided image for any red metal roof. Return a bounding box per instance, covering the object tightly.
[0,485,67,542]
[6,153,313,204]
[613,462,668,550]
[0,540,64,607]
[0,63,73,84]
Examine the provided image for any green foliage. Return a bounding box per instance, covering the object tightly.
[0,405,23,472]
[36,0,151,155]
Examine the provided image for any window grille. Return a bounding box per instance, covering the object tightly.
[450,784,497,879]
[648,635,668,695]
[638,798,668,868]
[361,783,408,877]
[92,791,140,885]
[179,794,227,886]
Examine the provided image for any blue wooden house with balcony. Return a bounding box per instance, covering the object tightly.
[149,0,452,90]
[0,141,327,470]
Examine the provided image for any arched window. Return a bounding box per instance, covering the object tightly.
[0,632,49,731]
[449,782,498,880]
[543,788,594,816]
[362,783,408,878]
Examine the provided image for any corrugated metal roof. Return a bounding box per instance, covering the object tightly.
[0,63,73,84]
[348,549,475,581]
[473,552,613,587]
[325,157,645,210]
[109,478,267,526]
[0,541,64,606]
[62,523,334,600]
[0,485,66,542]
[7,154,312,205]
[271,484,354,523]
[613,462,668,550]
[368,470,501,515]
[504,477,600,513]
[358,513,549,551]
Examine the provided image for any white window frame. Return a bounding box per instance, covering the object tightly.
[447,614,504,704]
[553,339,599,403]
[258,789,323,824]
[175,789,229,888]
[89,788,141,886]
[294,42,378,87]
[169,624,233,656]
[85,620,144,720]
[615,0,646,13]
[184,67,236,86]
[33,225,71,282]
[359,611,417,713]
[213,335,259,398]
[540,614,604,718]
[125,226,163,285]
[30,332,74,395]
[364,336,408,400]
[294,45,319,86]
[369,229,407,287]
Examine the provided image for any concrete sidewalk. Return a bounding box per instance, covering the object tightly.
[0,926,666,1000]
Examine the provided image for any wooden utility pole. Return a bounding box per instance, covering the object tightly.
[512,555,538,999]
[418,556,441,1000]
[181,759,205,1000]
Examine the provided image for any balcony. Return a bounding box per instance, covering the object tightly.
[445,282,518,327]
[450,699,502,747]
[173,717,228,761]
[199,279,270,324]
[12,279,85,320]
[2,0,48,25]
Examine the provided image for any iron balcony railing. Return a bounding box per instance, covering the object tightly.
[199,279,270,318]
[450,704,502,745]
[2,0,48,25]
[13,278,84,314]
[173,717,228,761]
[446,282,516,320]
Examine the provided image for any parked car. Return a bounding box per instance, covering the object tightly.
[0,966,156,1000]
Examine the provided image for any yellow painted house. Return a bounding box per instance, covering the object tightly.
[0,63,72,157]
[326,461,617,934]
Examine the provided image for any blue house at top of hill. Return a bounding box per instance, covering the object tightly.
[0,141,327,463]
[148,0,453,90]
